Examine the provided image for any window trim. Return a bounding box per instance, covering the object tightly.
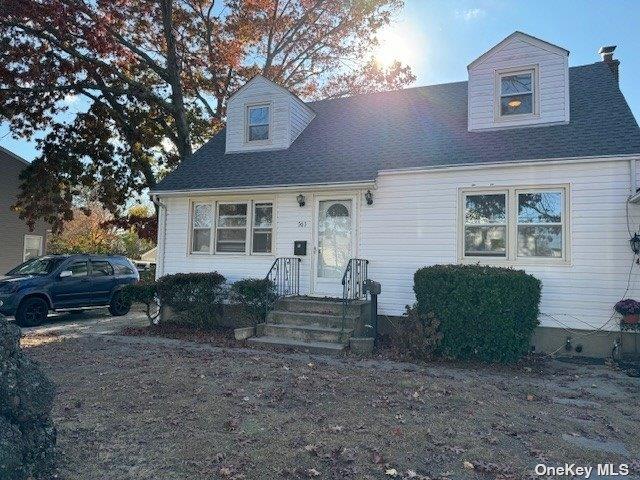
[245,102,272,144]
[188,197,276,257]
[23,234,43,261]
[494,64,540,122]
[458,185,570,265]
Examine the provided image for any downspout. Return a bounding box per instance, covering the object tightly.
[151,194,167,280]
[630,158,637,195]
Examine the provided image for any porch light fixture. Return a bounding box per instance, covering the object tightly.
[630,233,640,255]
[296,194,306,207]
[507,98,522,109]
[365,189,374,205]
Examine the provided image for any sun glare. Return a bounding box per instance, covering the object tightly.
[373,29,414,69]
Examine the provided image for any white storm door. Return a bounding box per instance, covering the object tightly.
[313,199,354,297]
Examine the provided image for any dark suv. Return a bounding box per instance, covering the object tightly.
[0,254,139,327]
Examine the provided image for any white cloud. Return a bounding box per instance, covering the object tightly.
[455,8,486,21]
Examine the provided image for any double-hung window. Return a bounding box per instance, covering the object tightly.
[498,68,535,117]
[463,193,508,257]
[216,203,248,253]
[247,104,270,141]
[516,191,563,258]
[461,187,567,262]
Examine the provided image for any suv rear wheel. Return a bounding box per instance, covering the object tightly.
[15,297,49,327]
[109,291,131,316]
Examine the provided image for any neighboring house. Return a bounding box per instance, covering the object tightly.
[0,146,49,273]
[140,247,157,263]
[153,32,640,357]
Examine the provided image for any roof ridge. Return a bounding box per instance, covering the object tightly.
[306,63,605,106]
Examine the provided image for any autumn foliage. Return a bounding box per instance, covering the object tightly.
[1,0,415,232]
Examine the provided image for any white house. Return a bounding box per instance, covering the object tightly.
[152,32,640,357]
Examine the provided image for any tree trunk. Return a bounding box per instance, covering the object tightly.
[159,0,192,160]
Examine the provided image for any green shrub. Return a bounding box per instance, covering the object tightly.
[156,272,226,329]
[413,264,541,363]
[122,281,159,324]
[389,305,442,361]
[230,278,277,326]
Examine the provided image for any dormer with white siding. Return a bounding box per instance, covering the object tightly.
[467,31,570,132]
[225,75,315,153]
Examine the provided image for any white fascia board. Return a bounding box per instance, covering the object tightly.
[151,180,375,198]
[377,154,640,177]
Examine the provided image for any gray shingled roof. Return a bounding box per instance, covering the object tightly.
[155,62,640,192]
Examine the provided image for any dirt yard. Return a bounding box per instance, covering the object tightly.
[21,330,640,480]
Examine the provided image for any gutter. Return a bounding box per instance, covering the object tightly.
[150,180,375,197]
[150,195,167,279]
[377,153,640,176]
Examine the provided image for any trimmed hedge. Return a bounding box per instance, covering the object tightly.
[414,264,541,363]
[145,272,227,328]
[122,280,158,324]
[229,278,277,326]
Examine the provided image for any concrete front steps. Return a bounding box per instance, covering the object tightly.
[247,296,370,355]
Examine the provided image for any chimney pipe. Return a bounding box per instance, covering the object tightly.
[598,45,619,84]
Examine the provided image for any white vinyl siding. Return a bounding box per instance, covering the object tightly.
[468,35,569,131]
[225,76,314,153]
[160,157,640,332]
[360,160,637,331]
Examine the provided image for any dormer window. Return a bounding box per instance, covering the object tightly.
[247,104,270,142]
[496,66,538,118]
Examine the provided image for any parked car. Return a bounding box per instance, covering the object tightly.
[0,254,139,327]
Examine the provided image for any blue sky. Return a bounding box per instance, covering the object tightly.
[1,0,639,162]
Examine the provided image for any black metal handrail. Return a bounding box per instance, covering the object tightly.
[266,257,301,298]
[341,258,369,331]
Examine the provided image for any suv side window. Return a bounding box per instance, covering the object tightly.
[91,261,114,277]
[113,263,135,275]
[67,261,88,277]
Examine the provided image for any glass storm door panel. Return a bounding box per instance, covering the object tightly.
[316,200,352,295]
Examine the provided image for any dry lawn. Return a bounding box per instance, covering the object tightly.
[22,332,640,480]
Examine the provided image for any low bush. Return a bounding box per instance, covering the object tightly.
[156,272,226,329]
[389,305,442,361]
[414,264,541,363]
[229,278,277,326]
[122,281,159,324]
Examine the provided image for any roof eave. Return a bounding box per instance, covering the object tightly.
[151,179,376,197]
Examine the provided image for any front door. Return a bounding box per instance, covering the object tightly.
[313,199,354,297]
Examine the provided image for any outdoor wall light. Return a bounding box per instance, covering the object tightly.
[365,189,374,205]
[296,194,306,207]
[630,233,640,255]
